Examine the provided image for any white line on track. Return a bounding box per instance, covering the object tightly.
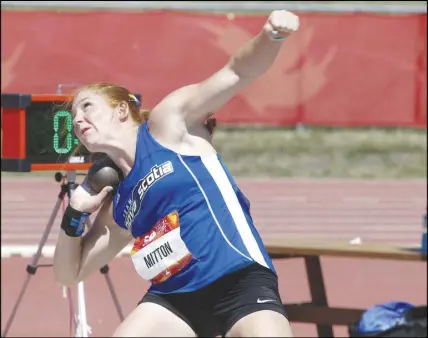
[1,244,133,258]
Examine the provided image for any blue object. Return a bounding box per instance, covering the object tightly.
[422,232,427,253]
[422,214,427,254]
[357,301,415,334]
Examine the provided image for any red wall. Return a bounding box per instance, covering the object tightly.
[1,10,426,127]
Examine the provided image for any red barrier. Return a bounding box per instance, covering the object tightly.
[1,10,426,127]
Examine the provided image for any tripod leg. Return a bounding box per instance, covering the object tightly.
[100,265,125,322]
[2,196,64,338]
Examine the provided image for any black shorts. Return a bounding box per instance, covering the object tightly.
[139,263,288,337]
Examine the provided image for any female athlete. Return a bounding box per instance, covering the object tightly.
[53,10,299,337]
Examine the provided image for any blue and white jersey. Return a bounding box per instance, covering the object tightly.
[113,122,276,294]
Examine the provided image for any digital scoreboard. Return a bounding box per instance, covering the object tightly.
[1,93,138,172]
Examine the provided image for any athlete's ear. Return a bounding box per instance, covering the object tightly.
[116,101,130,122]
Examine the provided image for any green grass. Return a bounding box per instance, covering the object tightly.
[211,126,427,178]
[2,127,426,179]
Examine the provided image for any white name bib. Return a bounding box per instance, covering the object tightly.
[130,211,193,284]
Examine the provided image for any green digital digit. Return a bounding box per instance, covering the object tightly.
[53,110,73,154]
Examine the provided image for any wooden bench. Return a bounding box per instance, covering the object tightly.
[264,238,427,337]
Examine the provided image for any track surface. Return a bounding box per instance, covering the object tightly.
[2,177,427,337]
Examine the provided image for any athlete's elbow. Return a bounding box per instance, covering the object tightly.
[54,269,80,287]
[53,262,81,286]
[53,257,81,286]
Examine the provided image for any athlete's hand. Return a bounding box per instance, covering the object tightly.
[69,179,113,214]
[263,10,300,41]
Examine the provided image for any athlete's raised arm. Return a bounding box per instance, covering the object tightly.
[149,10,299,134]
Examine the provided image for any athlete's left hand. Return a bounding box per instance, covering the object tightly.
[263,10,300,41]
[70,180,113,214]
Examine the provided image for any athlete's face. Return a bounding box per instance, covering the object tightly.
[72,90,126,152]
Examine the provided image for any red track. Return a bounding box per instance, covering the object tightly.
[2,177,427,337]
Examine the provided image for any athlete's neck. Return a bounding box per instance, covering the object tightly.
[105,124,139,177]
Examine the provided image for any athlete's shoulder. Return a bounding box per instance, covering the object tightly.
[133,121,157,154]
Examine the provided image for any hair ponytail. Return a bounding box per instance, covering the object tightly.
[137,109,151,124]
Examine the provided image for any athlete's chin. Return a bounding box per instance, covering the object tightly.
[80,134,105,153]
[86,143,109,153]
[81,139,106,153]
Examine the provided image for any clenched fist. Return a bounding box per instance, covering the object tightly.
[263,10,300,41]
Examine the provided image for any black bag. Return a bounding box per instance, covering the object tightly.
[348,303,427,337]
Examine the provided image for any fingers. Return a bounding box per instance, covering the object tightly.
[69,184,114,213]
[96,185,114,201]
[83,186,113,213]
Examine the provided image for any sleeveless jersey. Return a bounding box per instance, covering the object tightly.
[112,122,276,294]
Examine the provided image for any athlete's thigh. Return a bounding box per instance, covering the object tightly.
[226,310,293,337]
[213,264,292,337]
[112,302,197,337]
